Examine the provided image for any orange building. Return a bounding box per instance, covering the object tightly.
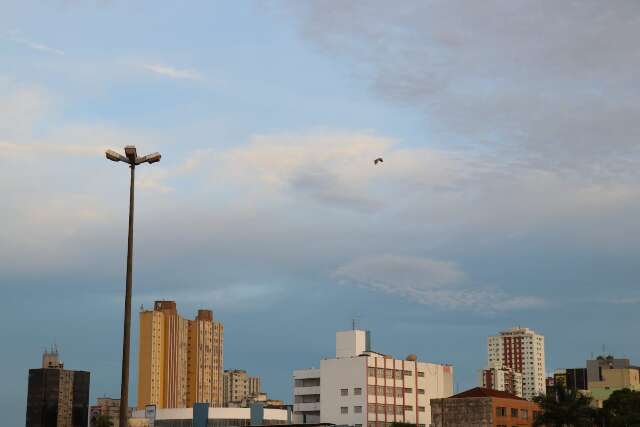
[137,301,224,409]
[430,387,541,427]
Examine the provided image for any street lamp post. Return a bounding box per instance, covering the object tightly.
[106,146,161,427]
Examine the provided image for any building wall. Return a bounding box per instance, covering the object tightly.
[478,365,523,397]
[488,328,545,399]
[586,357,630,383]
[320,356,367,427]
[430,396,540,427]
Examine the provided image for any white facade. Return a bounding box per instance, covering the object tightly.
[130,407,288,425]
[487,327,545,399]
[477,363,523,397]
[293,330,454,427]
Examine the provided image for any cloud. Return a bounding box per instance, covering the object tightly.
[7,34,64,55]
[283,1,640,174]
[334,254,545,312]
[141,64,203,81]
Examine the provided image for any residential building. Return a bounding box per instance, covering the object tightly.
[586,355,634,384]
[89,397,134,427]
[224,369,262,406]
[588,367,640,407]
[478,364,523,397]
[487,327,546,399]
[227,392,285,408]
[25,348,90,427]
[430,387,541,427]
[137,301,224,409]
[128,404,290,427]
[293,329,454,427]
[552,368,587,391]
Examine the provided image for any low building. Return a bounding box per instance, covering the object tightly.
[588,367,640,407]
[224,369,263,407]
[129,404,290,427]
[478,364,523,398]
[293,329,454,427]
[430,387,541,427]
[26,348,90,427]
[586,355,635,384]
[89,397,134,427]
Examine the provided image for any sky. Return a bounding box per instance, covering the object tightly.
[2,1,640,425]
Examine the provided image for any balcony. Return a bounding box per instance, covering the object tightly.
[294,386,321,396]
[293,402,321,412]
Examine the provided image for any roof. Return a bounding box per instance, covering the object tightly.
[448,387,526,400]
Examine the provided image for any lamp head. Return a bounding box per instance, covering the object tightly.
[124,145,137,162]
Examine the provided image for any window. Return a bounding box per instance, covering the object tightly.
[520,409,528,420]
[354,387,362,396]
[368,404,376,413]
[341,406,348,414]
[394,370,403,379]
[354,406,362,414]
[368,385,376,395]
[377,368,384,377]
[385,369,393,379]
[377,386,384,395]
[404,370,412,376]
[496,407,507,416]
[355,425,362,427]
[404,387,412,393]
[417,371,425,378]
[395,405,403,415]
[418,406,425,412]
[404,405,413,411]
[341,388,348,396]
[417,388,425,395]
[368,367,376,377]
[511,408,518,417]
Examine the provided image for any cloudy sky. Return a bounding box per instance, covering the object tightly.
[2,1,640,424]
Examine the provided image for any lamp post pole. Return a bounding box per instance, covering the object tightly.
[105,146,161,427]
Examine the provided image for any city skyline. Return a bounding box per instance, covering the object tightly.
[3,1,640,426]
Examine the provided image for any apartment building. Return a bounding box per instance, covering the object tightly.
[488,327,545,399]
[293,329,454,427]
[478,364,523,398]
[137,301,224,409]
[223,369,262,406]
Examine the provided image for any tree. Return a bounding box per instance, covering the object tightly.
[532,383,596,427]
[91,414,114,427]
[601,388,640,427]
[390,423,416,427]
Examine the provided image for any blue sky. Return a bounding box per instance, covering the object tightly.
[2,1,640,425]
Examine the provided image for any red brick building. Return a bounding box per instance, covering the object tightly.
[430,387,542,427]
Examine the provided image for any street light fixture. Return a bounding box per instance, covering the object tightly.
[105,145,161,427]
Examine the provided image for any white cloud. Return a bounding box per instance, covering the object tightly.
[334,254,545,312]
[8,35,64,55]
[142,64,203,81]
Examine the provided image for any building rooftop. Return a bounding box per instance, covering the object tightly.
[449,387,526,401]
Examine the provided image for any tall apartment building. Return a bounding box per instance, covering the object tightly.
[137,301,224,409]
[26,348,90,427]
[293,329,454,427]
[223,369,262,406]
[487,327,545,399]
[478,364,523,397]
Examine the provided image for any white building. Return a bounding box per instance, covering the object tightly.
[478,363,523,397]
[293,330,454,427]
[487,327,545,399]
[129,406,289,427]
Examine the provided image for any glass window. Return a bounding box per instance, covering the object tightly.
[377,368,384,377]
[404,405,413,411]
[385,370,393,379]
[368,404,376,413]
[341,406,348,414]
[496,407,507,416]
[394,370,402,379]
[354,387,362,395]
[377,386,384,395]
[368,367,376,377]
[520,409,528,420]
[354,406,362,414]
[404,388,412,393]
[368,385,376,395]
[341,388,348,396]
[417,371,425,378]
[511,408,518,417]
[417,388,425,395]
[404,370,412,376]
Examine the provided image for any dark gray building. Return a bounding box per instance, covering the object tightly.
[25,349,90,427]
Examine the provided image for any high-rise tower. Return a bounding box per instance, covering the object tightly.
[487,327,545,399]
[137,301,224,409]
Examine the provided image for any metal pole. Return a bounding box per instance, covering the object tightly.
[119,163,135,427]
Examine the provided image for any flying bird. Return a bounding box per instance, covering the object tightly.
[374,157,384,165]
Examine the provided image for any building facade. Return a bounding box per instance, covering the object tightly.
[552,368,588,391]
[128,405,290,427]
[89,397,134,427]
[293,329,454,427]
[478,364,523,398]
[223,370,262,406]
[487,327,545,399]
[137,301,224,409]
[25,349,90,427]
[430,387,541,427]
[588,366,640,407]
[586,355,633,384]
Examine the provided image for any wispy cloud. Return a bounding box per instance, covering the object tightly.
[142,63,203,81]
[334,254,545,312]
[8,35,64,55]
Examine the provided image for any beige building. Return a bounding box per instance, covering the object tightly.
[588,367,640,407]
[137,301,224,409]
[223,369,262,406]
[90,397,133,427]
[478,364,523,398]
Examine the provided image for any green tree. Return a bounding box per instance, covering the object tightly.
[91,414,114,427]
[532,383,596,427]
[601,388,640,427]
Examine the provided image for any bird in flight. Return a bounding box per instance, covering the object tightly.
[374,157,384,165]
